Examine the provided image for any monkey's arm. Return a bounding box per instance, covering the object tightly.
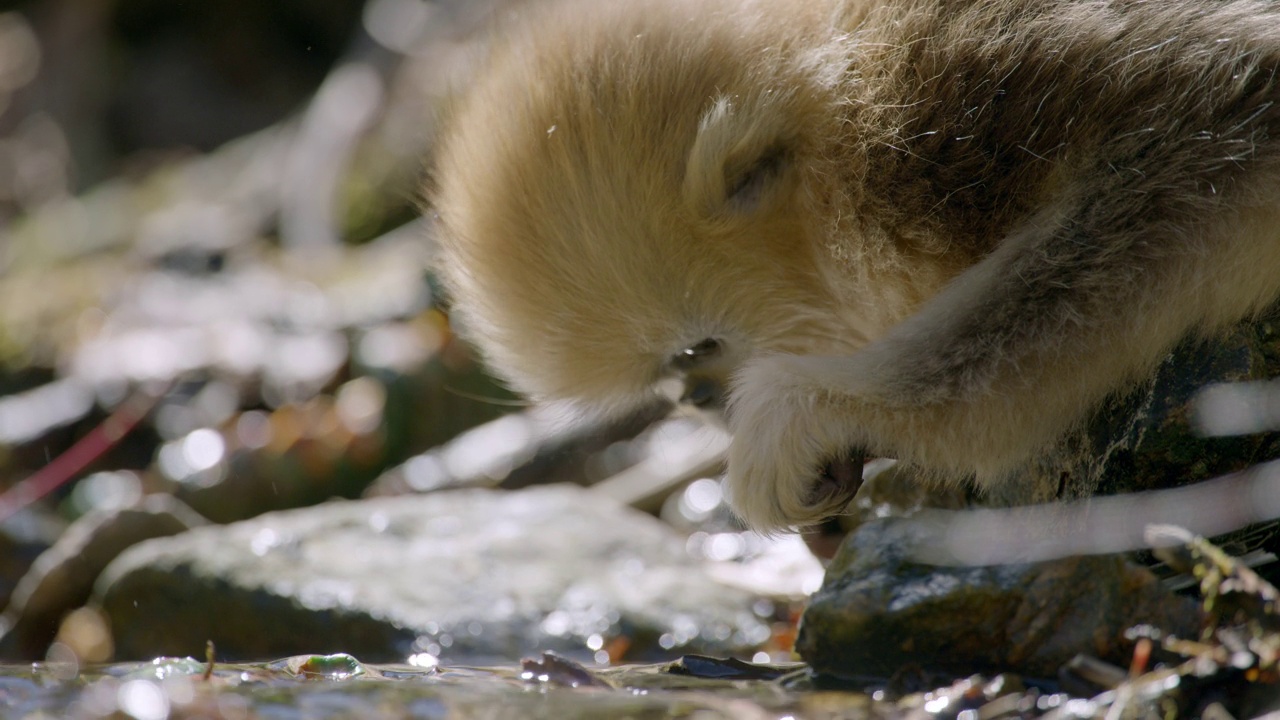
[725,0,1280,531]
[726,186,1280,531]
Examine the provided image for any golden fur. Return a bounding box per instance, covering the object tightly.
[429,0,1280,530]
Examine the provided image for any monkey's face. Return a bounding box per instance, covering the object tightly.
[431,0,860,419]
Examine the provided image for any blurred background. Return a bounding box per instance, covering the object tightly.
[0,0,822,669]
[0,0,541,526]
[0,6,1278,719]
[0,0,514,527]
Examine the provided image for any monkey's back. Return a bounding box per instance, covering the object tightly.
[829,0,1280,260]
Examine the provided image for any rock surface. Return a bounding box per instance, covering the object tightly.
[96,484,773,663]
[797,517,1203,680]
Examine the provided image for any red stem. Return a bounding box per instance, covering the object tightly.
[0,386,162,523]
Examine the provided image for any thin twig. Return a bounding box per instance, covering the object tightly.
[0,382,166,522]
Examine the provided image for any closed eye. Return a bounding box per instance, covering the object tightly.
[725,146,787,212]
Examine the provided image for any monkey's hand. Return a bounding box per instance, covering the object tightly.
[726,353,870,531]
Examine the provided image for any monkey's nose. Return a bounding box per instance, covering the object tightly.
[680,376,724,410]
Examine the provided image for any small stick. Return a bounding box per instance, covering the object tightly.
[203,640,216,681]
[0,382,166,522]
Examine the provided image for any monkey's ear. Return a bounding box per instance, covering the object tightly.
[683,95,793,218]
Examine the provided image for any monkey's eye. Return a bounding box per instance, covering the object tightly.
[725,147,787,212]
[671,337,721,370]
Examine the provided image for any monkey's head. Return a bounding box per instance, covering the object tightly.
[430,0,882,520]
[432,0,856,404]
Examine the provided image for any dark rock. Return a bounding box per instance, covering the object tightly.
[0,495,207,660]
[796,517,1202,680]
[96,484,772,663]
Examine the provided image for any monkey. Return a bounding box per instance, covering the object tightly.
[427,0,1280,533]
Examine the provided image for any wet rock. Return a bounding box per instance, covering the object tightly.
[0,654,891,720]
[96,484,773,663]
[0,495,207,660]
[521,652,614,688]
[796,516,1202,680]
